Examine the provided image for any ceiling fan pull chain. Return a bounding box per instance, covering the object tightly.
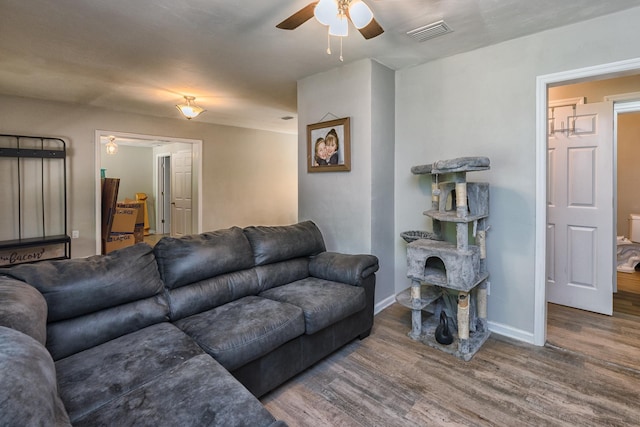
[327,31,332,55]
[339,37,344,62]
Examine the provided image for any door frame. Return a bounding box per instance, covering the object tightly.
[534,57,640,346]
[94,130,203,254]
[155,152,172,235]
[612,99,640,290]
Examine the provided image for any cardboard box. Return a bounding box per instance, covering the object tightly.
[111,208,138,233]
[101,178,120,240]
[103,233,135,254]
[118,201,145,243]
[118,201,144,224]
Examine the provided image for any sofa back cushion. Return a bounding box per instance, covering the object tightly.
[154,227,255,289]
[243,221,326,266]
[254,258,310,292]
[5,243,169,360]
[154,227,260,320]
[167,269,260,320]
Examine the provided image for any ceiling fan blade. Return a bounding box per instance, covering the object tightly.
[276,2,319,30]
[357,17,384,39]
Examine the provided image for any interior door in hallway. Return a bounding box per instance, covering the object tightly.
[547,101,613,315]
[171,149,192,237]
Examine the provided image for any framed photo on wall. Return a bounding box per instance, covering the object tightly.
[307,117,351,172]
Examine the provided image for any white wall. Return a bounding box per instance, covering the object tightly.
[298,59,396,307]
[0,95,298,257]
[100,144,155,226]
[395,7,640,339]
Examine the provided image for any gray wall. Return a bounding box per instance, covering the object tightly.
[298,59,396,309]
[395,6,640,339]
[0,95,298,257]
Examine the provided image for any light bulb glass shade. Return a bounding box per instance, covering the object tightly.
[329,16,348,36]
[314,0,338,26]
[105,137,118,155]
[349,1,373,29]
[176,104,205,119]
[176,96,205,120]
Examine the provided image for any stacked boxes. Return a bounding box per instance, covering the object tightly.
[117,201,145,243]
[101,178,144,254]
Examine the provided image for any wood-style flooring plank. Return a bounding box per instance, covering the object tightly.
[262,303,640,426]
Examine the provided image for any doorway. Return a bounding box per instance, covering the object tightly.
[94,130,203,254]
[534,58,640,346]
[156,154,171,235]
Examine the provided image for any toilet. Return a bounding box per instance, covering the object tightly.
[630,213,640,243]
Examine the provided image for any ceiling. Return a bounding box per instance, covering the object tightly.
[2,0,640,134]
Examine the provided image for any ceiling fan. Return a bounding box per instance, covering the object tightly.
[276,0,384,40]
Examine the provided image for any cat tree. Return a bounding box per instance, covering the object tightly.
[397,156,491,361]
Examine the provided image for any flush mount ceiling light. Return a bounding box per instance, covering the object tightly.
[277,0,383,62]
[175,96,206,120]
[105,135,118,155]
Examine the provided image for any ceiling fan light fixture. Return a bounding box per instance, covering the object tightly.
[329,16,349,36]
[176,96,206,120]
[314,0,338,26]
[349,1,373,29]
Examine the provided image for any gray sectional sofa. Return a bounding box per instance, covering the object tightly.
[0,221,378,426]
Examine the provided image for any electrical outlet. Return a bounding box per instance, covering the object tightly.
[486,281,490,295]
[72,230,79,239]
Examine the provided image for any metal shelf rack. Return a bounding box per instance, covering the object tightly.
[0,134,70,265]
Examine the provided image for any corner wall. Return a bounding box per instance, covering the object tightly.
[395,6,640,339]
[298,59,395,308]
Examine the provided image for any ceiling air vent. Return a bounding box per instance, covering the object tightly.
[407,20,452,42]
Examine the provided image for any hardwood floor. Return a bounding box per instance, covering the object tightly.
[615,271,640,316]
[262,303,640,426]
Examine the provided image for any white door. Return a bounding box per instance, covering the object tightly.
[547,101,613,315]
[171,150,193,237]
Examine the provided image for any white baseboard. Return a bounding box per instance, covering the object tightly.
[374,295,537,346]
[374,294,396,315]
[488,320,535,345]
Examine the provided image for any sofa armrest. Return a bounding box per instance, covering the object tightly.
[308,252,379,286]
[0,276,48,345]
[0,326,71,427]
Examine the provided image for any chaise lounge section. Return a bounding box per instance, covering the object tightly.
[0,221,378,426]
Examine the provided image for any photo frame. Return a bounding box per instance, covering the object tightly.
[307,117,351,172]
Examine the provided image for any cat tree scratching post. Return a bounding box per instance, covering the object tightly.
[398,156,491,361]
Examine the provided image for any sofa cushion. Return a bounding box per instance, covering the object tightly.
[0,277,48,345]
[5,243,171,360]
[55,322,204,423]
[259,278,366,335]
[175,296,305,371]
[166,269,260,321]
[4,243,164,322]
[154,227,255,289]
[70,354,280,427]
[254,258,310,292]
[243,221,326,266]
[0,326,71,427]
